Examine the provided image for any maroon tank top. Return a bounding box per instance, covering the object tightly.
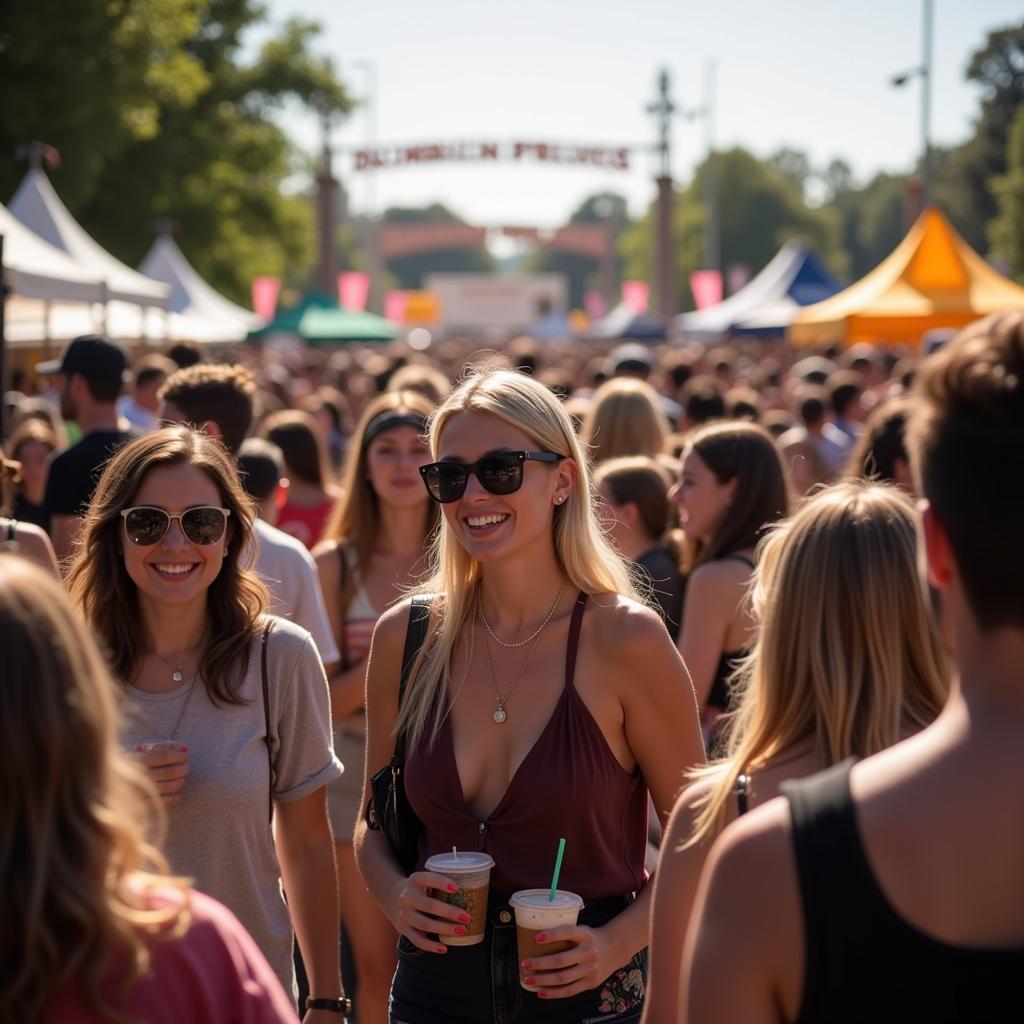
[404,593,648,900]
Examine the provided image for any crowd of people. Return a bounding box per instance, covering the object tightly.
[1,314,1022,1023]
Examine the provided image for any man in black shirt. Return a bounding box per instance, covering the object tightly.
[36,335,135,562]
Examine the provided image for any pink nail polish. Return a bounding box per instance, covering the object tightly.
[458,912,471,923]
[436,945,447,954]
[524,977,535,986]
[535,933,547,943]
[538,991,548,999]
[522,960,533,970]
[454,926,466,936]
[447,883,459,893]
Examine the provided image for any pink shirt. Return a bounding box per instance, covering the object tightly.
[45,888,299,1024]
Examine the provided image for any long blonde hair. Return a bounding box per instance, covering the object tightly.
[581,377,669,464]
[0,556,188,1022]
[398,369,639,747]
[685,481,949,847]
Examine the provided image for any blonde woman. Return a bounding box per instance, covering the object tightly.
[642,481,949,1023]
[355,369,704,1023]
[581,377,670,466]
[313,389,438,1024]
[0,556,298,1023]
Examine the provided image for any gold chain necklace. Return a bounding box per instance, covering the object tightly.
[479,583,565,649]
[478,598,558,724]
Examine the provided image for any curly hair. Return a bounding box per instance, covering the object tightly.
[66,426,267,704]
[0,556,189,1023]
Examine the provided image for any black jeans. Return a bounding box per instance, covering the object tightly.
[389,893,647,1024]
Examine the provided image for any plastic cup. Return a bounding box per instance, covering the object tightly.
[424,851,495,946]
[510,889,584,989]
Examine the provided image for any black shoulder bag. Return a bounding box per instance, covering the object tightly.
[365,595,431,875]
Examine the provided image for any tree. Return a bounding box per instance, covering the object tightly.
[619,147,846,312]
[939,22,1024,253]
[0,0,352,303]
[990,104,1024,278]
[831,172,910,279]
[380,203,494,289]
[768,147,814,198]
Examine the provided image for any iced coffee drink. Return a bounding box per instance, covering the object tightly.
[510,889,584,989]
[424,851,495,946]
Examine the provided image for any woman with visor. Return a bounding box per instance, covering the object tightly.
[67,427,346,1021]
[314,389,439,1024]
[355,368,704,1023]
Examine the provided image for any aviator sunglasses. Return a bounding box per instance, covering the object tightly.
[120,505,231,546]
[419,450,563,504]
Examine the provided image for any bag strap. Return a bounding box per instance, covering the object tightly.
[392,595,433,765]
[260,619,275,824]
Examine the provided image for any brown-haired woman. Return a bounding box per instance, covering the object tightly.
[670,421,790,742]
[844,396,915,491]
[0,555,299,1023]
[313,389,438,1024]
[66,427,344,1017]
[5,417,58,529]
[262,410,339,549]
[594,455,684,641]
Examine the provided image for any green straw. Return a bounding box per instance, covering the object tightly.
[548,838,566,902]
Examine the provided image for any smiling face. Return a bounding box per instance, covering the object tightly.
[366,423,433,510]
[436,410,573,563]
[120,461,230,612]
[670,447,736,545]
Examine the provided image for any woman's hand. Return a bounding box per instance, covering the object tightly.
[134,742,190,804]
[391,871,474,953]
[520,923,621,999]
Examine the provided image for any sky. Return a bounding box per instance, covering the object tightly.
[254,0,1022,229]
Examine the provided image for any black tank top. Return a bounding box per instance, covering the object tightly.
[783,759,1024,1023]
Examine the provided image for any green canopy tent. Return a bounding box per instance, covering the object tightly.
[247,291,398,343]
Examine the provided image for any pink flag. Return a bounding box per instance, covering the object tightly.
[338,272,370,311]
[251,276,280,322]
[622,280,649,314]
[583,291,606,319]
[384,290,407,322]
[689,270,723,310]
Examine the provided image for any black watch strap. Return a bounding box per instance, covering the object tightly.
[305,995,352,1016]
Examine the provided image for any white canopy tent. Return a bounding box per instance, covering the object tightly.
[1,201,105,304]
[139,234,259,342]
[9,167,169,309]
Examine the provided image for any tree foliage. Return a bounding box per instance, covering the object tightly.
[0,0,351,303]
[619,147,845,311]
[990,104,1024,278]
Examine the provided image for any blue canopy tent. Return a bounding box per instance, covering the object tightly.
[674,242,841,341]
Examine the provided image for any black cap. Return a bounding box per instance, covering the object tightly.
[36,335,128,381]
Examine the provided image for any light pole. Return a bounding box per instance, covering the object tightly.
[351,59,382,312]
[890,0,933,208]
[682,59,719,274]
[646,68,678,321]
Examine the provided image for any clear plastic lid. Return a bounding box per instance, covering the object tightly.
[424,851,495,874]
[509,888,584,911]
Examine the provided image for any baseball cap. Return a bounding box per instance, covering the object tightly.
[36,335,128,381]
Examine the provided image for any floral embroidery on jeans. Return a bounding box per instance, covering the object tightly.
[597,953,646,1015]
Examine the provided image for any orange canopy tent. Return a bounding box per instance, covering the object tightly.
[788,207,1024,348]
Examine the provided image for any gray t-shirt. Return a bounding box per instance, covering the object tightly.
[121,615,342,994]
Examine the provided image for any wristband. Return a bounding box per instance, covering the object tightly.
[305,995,352,1016]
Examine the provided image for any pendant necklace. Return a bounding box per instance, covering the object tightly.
[151,644,200,685]
[478,585,564,724]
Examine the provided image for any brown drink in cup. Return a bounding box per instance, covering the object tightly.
[510,889,584,989]
[424,852,495,946]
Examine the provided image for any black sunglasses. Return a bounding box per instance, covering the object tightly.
[120,505,231,546]
[419,451,563,504]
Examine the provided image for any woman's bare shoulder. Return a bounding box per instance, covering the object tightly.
[586,590,669,645]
